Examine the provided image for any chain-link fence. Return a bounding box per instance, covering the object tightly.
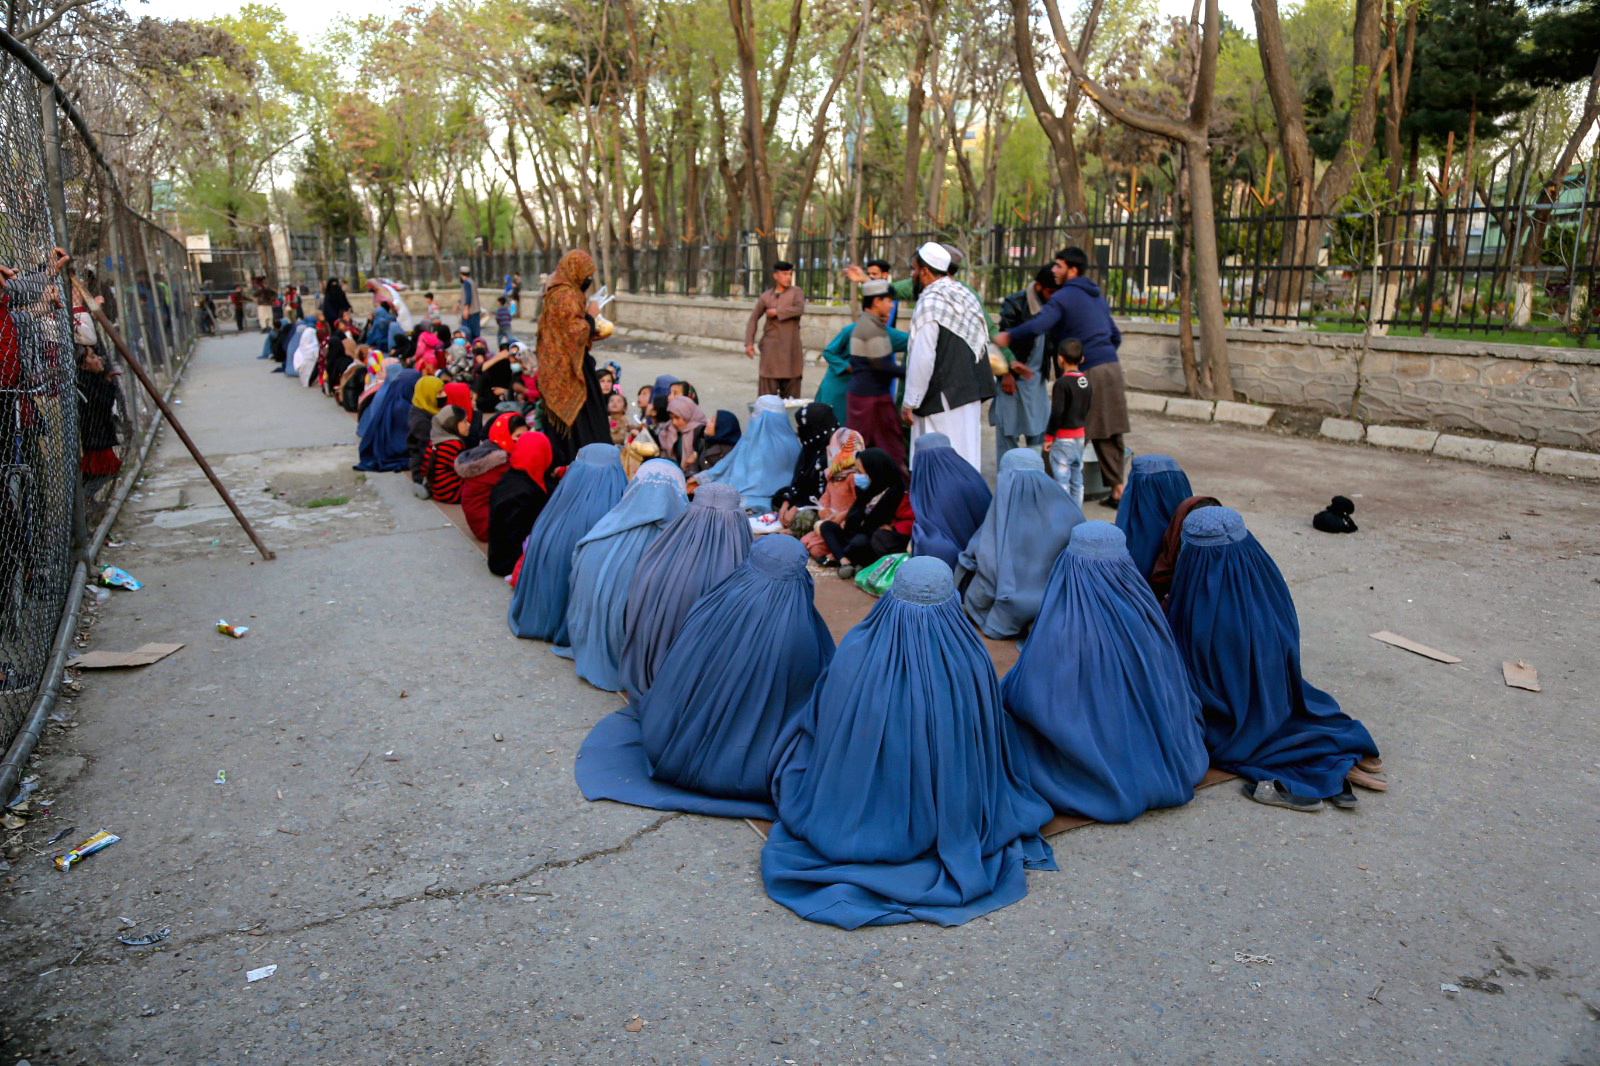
[0,31,197,778]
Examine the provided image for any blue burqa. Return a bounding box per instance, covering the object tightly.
[908,432,992,568]
[554,460,689,691]
[1002,522,1210,823]
[762,556,1057,929]
[355,368,419,472]
[507,443,628,643]
[617,482,753,703]
[692,395,801,511]
[1165,507,1380,799]
[957,449,1085,639]
[575,536,835,820]
[1115,454,1194,579]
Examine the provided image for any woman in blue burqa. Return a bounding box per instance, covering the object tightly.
[1165,506,1383,812]
[507,442,627,642]
[1115,454,1193,579]
[956,448,1084,639]
[618,481,752,702]
[1002,521,1210,823]
[691,394,801,511]
[908,432,991,568]
[555,459,688,691]
[354,360,419,472]
[575,535,835,819]
[761,556,1056,928]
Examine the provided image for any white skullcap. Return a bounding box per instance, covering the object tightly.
[916,242,951,272]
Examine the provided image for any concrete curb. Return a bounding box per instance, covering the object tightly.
[1127,389,1600,480]
[613,324,746,355]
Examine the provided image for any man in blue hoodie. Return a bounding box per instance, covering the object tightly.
[995,246,1130,507]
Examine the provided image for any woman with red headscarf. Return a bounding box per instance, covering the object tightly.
[536,250,611,468]
[458,412,525,542]
[486,430,554,576]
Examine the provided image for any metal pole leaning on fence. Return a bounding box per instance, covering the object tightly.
[66,267,277,560]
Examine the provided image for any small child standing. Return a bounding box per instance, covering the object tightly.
[424,292,441,325]
[1043,339,1092,507]
[494,296,514,348]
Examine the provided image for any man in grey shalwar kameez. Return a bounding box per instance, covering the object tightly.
[991,267,1059,459]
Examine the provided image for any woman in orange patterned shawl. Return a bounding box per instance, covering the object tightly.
[536,250,611,468]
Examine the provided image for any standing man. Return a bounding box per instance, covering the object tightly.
[231,285,245,332]
[991,265,1059,460]
[253,276,275,333]
[744,259,805,398]
[457,265,481,342]
[995,246,1130,507]
[901,242,994,471]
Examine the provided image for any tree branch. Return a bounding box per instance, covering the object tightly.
[1039,0,1193,142]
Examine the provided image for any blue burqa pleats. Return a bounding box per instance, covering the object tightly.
[1165,507,1380,799]
[575,536,836,820]
[554,460,689,691]
[507,443,628,643]
[354,368,419,472]
[957,449,1085,639]
[762,556,1057,929]
[1002,522,1210,823]
[908,432,992,568]
[1115,454,1194,579]
[618,482,753,703]
[692,395,801,511]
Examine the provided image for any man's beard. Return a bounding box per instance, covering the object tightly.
[911,275,925,298]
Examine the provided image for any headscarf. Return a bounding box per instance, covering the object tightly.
[785,402,841,506]
[578,535,835,821]
[843,448,905,535]
[430,404,468,444]
[535,249,596,428]
[763,556,1056,928]
[412,375,445,415]
[656,395,707,462]
[488,411,523,455]
[1165,507,1380,800]
[1114,454,1195,580]
[1001,521,1209,823]
[826,428,863,478]
[508,428,552,490]
[442,381,473,414]
[650,374,680,403]
[955,449,1086,639]
[704,410,742,448]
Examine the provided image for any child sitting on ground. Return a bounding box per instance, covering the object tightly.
[1043,339,1092,507]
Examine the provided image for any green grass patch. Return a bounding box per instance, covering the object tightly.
[300,495,350,509]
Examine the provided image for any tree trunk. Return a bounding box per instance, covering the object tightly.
[1012,0,1099,234]
[1186,136,1231,397]
[897,0,939,238]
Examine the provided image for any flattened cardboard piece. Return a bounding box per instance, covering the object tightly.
[67,643,184,669]
[1502,660,1540,692]
[1369,630,1461,664]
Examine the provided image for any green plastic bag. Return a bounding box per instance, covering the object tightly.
[855,552,909,597]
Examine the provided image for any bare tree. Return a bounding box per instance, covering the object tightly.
[1010,0,1102,236]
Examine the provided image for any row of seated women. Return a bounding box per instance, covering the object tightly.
[476,423,1383,929]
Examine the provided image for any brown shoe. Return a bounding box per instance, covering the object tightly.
[1347,766,1388,792]
[1356,755,1385,774]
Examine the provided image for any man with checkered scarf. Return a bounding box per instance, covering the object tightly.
[901,242,995,471]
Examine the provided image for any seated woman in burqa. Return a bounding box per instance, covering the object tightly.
[1002,521,1210,823]
[618,481,752,703]
[1115,453,1194,579]
[692,395,801,512]
[507,443,627,642]
[555,460,688,692]
[957,449,1085,639]
[761,556,1056,929]
[908,432,991,568]
[575,536,835,820]
[354,362,419,472]
[1165,506,1383,812]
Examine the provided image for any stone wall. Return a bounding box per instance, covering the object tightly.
[1116,323,1600,451]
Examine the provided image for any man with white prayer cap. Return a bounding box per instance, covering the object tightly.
[901,242,994,471]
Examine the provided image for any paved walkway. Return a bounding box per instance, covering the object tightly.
[1,331,1596,1064]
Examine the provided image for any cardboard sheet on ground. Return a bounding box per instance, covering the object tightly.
[1502,660,1540,691]
[1369,630,1461,664]
[67,643,184,669]
[432,500,487,559]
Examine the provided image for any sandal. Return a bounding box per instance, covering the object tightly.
[1346,766,1388,792]
[1244,779,1323,812]
[1327,782,1359,810]
[1356,755,1385,774]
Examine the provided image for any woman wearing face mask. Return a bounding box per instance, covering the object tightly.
[535,249,613,469]
[814,448,912,579]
